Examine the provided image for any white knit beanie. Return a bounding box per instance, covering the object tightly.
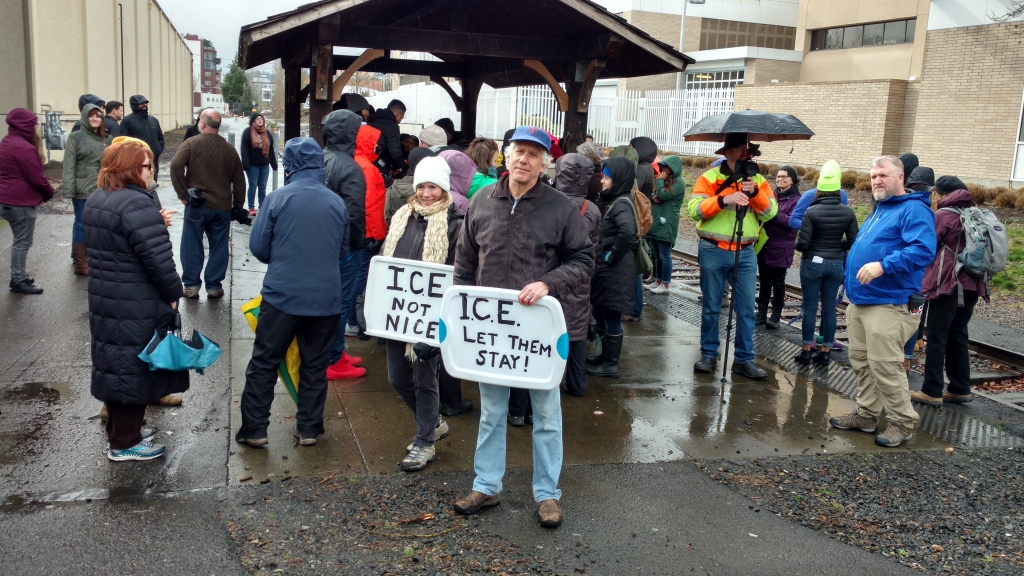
[419,125,448,148]
[413,156,451,193]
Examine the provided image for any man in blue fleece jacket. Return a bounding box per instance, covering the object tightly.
[829,155,935,448]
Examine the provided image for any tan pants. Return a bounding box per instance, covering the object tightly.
[847,303,921,428]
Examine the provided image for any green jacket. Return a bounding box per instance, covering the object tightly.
[646,156,686,244]
[62,104,111,200]
[468,171,497,198]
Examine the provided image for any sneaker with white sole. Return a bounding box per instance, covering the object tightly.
[183,286,201,299]
[401,444,436,471]
[649,283,670,294]
[407,418,450,452]
[107,439,166,462]
[292,424,317,446]
[345,323,360,336]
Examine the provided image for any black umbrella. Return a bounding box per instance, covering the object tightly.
[683,109,814,142]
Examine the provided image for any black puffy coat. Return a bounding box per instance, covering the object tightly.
[794,195,859,260]
[120,95,164,159]
[554,154,600,340]
[240,113,278,170]
[323,110,366,250]
[591,157,638,315]
[366,108,403,175]
[84,184,187,405]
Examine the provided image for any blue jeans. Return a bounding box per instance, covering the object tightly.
[72,198,86,244]
[180,205,231,290]
[799,258,844,347]
[904,329,918,360]
[245,164,270,209]
[698,239,756,364]
[328,253,360,364]
[593,304,623,336]
[649,238,673,284]
[472,383,562,502]
[632,275,643,317]
[346,247,371,326]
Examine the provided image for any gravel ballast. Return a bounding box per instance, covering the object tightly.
[696,449,1024,574]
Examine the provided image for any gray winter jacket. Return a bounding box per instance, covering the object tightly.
[554,154,600,340]
[323,110,366,251]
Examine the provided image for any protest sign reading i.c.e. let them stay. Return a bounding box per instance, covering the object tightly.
[437,286,568,390]
[363,256,453,345]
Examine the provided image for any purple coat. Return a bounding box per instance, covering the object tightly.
[0,109,55,207]
[439,149,475,214]
[922,189,989,302]
[759,187,800,267]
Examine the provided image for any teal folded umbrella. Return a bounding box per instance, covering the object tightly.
[138,312,222,375]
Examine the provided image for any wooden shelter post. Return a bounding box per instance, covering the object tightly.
[561,59,607,153]
[461,78,482,138]
[309,15,340,146]
[284,66,300,142]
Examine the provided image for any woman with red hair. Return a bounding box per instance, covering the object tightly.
[85,137,187,462]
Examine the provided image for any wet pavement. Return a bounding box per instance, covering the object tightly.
[1,167,1022,573]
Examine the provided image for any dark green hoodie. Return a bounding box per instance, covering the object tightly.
[62,103,112,200]
[646,155,686,244]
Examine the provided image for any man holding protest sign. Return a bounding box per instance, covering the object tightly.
[379,156,465,471]
[451,126,594,528]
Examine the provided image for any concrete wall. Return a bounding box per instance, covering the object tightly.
[733,79,910,173]
[744,58,802,84]
[619,10,702,92]
[0,0,192,151]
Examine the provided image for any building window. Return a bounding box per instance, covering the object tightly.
[204,81,211,86]
[699,19,796,51]
[684,70,745,91]
[204,52,213,60]
[811,18,916,51]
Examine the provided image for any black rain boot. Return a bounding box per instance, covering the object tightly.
[586,334,623,378]
[765,306,782,329]
[755,303,768,325]
[812,349,830,368]
[794,349,812,365]
[586,330,606,365]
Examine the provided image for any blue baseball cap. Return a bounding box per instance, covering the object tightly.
[509,126,551,152]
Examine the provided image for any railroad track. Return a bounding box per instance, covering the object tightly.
[669,247,1024,373]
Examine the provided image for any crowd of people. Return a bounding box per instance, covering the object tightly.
[0,90,996,527]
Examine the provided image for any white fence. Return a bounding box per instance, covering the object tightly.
[367,82,735,153]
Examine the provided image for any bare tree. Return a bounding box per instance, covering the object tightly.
[992,0,1024,22]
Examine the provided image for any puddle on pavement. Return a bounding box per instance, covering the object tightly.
[0,381,71,404]
[0,382,70,465]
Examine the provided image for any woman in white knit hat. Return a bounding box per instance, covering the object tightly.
[381,156,466,471]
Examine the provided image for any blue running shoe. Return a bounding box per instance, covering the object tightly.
[107,440,166,462]
[141,427,156,442]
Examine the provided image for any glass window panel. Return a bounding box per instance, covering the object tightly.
[862,23,883,46]
[843,26,863,48]
[728,20,737,32]
[825,28,843,49]
[905,18,916,43]
[811,30,822,51]
[784,35,795,50]
[884,20,906,44]
[727,33,738,48]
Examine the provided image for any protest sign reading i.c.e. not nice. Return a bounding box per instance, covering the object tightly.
[437,286,568,390]
[363,256,453,345]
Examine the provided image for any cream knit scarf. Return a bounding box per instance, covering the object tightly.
[381,195,452,362]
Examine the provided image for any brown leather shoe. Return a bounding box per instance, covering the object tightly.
[943,391,973,404]
[453,491,500,515]
[909,389,942,407]
[72,243,88,276]
[156,394,182,406]
[537,499,562,528]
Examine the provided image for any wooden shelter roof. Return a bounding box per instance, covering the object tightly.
[238,0,693,89]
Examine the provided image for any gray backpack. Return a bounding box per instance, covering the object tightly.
[939,206,1008,299]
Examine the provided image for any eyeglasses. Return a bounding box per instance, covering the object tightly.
[141,164,153,170]
[775,175,790,179]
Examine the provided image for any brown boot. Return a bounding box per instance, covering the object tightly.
[453,491,500,515]
[537,499,562,528]
[99,404,108,423]
[72,243,88,276]
[156,394,182,406]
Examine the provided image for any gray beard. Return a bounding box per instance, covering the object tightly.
[872,189,895,202]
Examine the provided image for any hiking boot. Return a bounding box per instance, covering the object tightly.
[156,394,182,406]
[755,304,768,325]
[943,391,973,404]
[9,277,34,288]
[508,415,525,427]
[732,362,767,380]
[107,439,166,462]
[537,499,562,528]
[693,356,718,374]
[453,491,501,515]
[292,424,317,446]
[72,243,88,276]
[341,351,362,366]
[345,323,359,336]
[811,350,830,368]
[875,422,913,447]
[794,350,813,365]
[10,279,42,294]
[586,333,622,378]
[407,418,450,452]
[327,359,366,380]
[765,307,782,329]
[440,399,473,416]
[236,436,269,448]
[183,285,201,299]
[829,412,878,434]
[401,444,436,471]
[206,287,225,298]
[909,390,943,407]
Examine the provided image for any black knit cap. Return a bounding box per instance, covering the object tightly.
[934,175,967,195]
[906,166,935,188]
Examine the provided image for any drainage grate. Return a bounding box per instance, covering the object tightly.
[647,291,1024,449]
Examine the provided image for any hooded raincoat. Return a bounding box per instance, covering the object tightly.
[630,136,658,199]
[119,95,164,159]
[322,110,366,251]
[645,155,686,245]
[355,125,387,241]
[0,109,55,207]
[438,149,476,214]
[591,157,639,315]
[70,94,104,133]
[62,104,112,200]
[554,154,601,340]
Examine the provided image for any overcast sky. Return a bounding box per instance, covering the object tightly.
[159,0,618,71]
